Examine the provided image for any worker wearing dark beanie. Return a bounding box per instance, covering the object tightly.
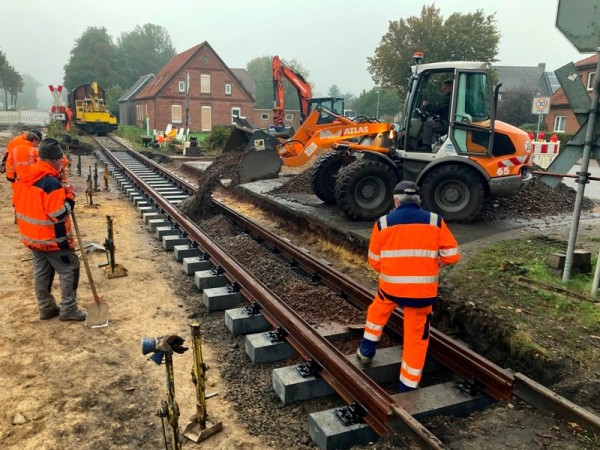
[38,138,64,160]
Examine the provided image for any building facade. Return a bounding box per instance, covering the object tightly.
[134,42,255,133]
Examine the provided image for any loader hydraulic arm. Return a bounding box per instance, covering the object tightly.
[272,55,312,127]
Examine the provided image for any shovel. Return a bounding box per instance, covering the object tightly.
[70,209,109,328]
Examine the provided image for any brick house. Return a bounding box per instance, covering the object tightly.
[545,54,598,134]
[134,42,255,133]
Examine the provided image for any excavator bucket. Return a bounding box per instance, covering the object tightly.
[224,117,283,184]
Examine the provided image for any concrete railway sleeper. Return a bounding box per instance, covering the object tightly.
[91,135,600,449]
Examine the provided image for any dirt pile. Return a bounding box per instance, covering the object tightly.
[179,149,244,221]
[270,165,597,221]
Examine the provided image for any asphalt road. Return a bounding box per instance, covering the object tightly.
[565,160,600,200]
[238,165,600,250]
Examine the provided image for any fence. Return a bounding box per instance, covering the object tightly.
[0,110,50,127]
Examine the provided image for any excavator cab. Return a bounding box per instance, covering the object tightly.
[307,97,345,124]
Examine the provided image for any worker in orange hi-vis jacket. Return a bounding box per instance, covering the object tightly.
[2,129,42,175]
[13,138,86,322]
[5,131,42,183]
[356,180,460,392]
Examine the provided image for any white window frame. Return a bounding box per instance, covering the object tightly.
[553,115,566,132]
[587,72,596,91]
[285,113,293,121]
[171,105,182,124]
[201,106,212,131]
[203,56,209,65]
[225,83,232,95]
[261,113,269,120]
[231,107,241,124]
[178,81,185,93]
[201,75,210,94]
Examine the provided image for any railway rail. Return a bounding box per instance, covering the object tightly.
[91,135,600,449]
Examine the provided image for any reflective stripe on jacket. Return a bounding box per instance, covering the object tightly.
[368,203,460,306]
[13,161,74,252]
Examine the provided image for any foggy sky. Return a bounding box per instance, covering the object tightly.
[0,0,585,106]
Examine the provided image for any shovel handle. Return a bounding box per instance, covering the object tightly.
[70,209,100,302]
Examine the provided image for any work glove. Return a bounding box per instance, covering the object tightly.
[166,335,189,354]
[64,184,76,200]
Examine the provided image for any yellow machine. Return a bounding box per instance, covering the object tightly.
[68,81,117,135]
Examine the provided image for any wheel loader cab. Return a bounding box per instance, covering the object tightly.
[401,63,496,156]
[402,69,455,151]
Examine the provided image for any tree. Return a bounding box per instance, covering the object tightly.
[63,27,118,91]
[0,50,24,110]
[18,74,41,109]
[352,88,402,121]
[106,85,124,118]
[246,56,273,109]
[496,88,537,127]
[368,4,500,97]
[115,24,176,89]
[246,55,311,111]
[327,85,343,98]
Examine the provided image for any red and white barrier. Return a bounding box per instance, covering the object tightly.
[532,141,560,169]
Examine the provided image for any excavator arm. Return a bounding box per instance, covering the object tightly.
[272,55,312,127]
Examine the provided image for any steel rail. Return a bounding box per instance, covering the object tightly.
[118,145,514,399]
[98,139,600,439]
[97,144,398,438]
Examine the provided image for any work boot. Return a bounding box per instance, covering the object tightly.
[356,339,376,364]
[39,305,60,320]
[399,381,417,393]
[59,309,87,322]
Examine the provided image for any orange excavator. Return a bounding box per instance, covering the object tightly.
[226,55,394,184]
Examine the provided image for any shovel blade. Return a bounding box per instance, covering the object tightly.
[182,419,223,443]
[85,300,109,328]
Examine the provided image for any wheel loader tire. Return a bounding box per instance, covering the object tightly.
[420,164,485,222]
[310,152,347,205]
[335,159,399,221]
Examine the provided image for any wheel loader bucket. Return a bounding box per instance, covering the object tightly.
[225,117,283,184]
[222,117,255,154]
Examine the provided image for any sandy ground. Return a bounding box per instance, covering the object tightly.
[0,146,268,449]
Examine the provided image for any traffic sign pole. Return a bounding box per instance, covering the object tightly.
[562,51,600,282]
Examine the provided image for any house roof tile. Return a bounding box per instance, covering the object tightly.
[135,41,254,102]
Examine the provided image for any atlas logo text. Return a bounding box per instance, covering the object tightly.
[342,127,368,135]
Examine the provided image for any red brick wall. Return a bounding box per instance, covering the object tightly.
[136,46,254,132]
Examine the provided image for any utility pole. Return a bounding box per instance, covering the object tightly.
[185,72,190,142]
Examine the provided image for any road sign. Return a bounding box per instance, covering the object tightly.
[531,97,551,114]
[556,0,600,52]
[49,84,64,113]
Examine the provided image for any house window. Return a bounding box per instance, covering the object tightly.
[231,107,241,124]
[553,115,566,132]
[587,72,596,91]
[203,56,209,65]
[201,106,211,131]
[178,81,185,93]
[285,113,293,121]
[201,75,210,94]
[261,113,269,120]
[171,105,182,124]
[225,83,232,95]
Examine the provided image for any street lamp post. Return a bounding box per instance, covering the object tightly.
[376,89,381,120]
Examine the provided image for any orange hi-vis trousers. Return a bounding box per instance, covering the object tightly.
[363,293,433,389]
